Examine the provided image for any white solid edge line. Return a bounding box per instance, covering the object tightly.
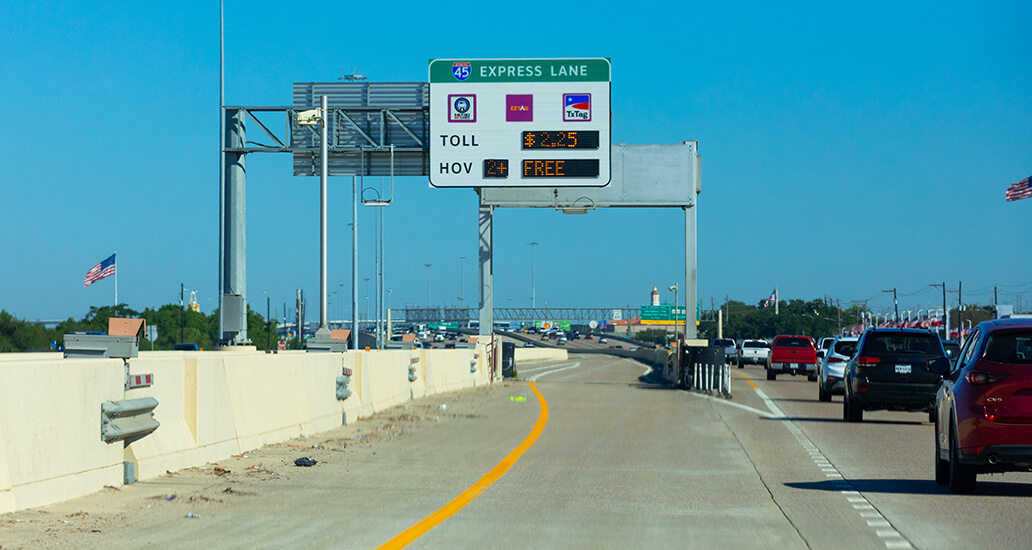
[683,391,775,418]
[529,362,582,382]
[520,362,578,373]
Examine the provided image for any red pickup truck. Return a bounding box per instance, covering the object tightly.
[766,335,818,381]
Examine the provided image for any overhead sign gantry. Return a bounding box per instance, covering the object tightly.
[428,58,611,187]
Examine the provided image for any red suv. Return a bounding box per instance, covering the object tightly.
[932,319,1032,493]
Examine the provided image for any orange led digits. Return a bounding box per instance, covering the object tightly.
[521,159,599,178]
[483,159,508,178]
[521,131,599,149]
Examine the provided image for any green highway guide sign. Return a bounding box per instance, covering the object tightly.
[429,59,611,83]
[428,58,611,188]
[641,304,686,321]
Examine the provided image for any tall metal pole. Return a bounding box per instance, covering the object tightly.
[424,264,432,308]
[315,95,330,339]
[460,256,466,306]
[528,242,538,309]
[479,204,494,338]
[352,175,359,350]
[218,0,225,341]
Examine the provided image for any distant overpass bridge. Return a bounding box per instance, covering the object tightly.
[391,308,722,324]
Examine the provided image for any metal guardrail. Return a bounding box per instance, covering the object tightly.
[101,398,159,444]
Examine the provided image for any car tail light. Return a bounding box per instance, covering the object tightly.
[965,371,1007,385]
[828,357,845,363]
[856,356,880,365]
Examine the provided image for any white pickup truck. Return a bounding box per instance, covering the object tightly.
[737,339,770,367]
[712,338,738,366]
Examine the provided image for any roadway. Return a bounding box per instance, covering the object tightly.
[5,354,1032,549]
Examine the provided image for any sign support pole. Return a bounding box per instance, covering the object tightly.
[478,201,493,338]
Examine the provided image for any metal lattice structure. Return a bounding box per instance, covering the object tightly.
[222,82,429,175]
[398,307,647,323]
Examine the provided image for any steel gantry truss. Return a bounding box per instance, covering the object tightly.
[219,82,429,345]
[396,307,642,323]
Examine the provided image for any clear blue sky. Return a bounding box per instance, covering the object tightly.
[2,1,1030,323]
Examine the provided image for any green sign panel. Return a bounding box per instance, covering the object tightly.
[429,58,611,83]
[640,303,686,321]
[534,320,572,331]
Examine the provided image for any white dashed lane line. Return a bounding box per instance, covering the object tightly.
[752,384,916,549]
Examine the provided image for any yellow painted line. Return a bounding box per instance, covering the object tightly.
[735,370,758,389]
[376,381,550,550]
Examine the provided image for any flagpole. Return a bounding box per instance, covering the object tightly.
[775,288,779,316]
[114,251,118,307]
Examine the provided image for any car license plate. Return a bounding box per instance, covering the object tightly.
[895,364,912,374]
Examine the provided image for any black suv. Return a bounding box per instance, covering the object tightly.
[843,328,947,423]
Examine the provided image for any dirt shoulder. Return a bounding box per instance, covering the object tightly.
[1,379,526,549]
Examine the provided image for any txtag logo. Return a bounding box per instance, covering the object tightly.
[506,94,533,122]
[563,93,591,122]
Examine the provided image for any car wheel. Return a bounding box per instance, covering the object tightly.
[766,369,776,381]
[818,380,831,402]
[845,394,863,423]
[928,409,936,424]
[808,374,818,382]
[934,419,949,486]
[949,423,977,494]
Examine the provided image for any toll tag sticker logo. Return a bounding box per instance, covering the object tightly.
[506,94,533,122]
[448,94,476,122]
[452,62,471,81]
[563,93,591,122]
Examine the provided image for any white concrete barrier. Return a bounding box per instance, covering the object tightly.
[514,348,568,363]
[0,344,495,515]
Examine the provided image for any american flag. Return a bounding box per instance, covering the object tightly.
[84,254,116,287]
[763,288,777,308]
[1006,175,1032,202]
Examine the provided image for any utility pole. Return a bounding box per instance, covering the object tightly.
[837,298,842,335]
[882,288,898,325]
[266,296,271,351]
[180,283,185,345]
[995,285,999,317]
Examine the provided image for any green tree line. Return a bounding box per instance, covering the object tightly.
[0,304,279,353]
[697,298,999,342]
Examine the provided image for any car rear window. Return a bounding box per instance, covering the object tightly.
[777,337,811,347]
[833,340,856,356]
[744,341,769,348]
[865,334,941,356]
[713,339,734,347]
[983,333,1032,364]
[821,340,834,350]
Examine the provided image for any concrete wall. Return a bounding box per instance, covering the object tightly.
[514,347,568,363]
[0,345,493,515]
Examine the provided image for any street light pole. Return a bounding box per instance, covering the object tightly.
[459,256,466,306]
[669,283,679,380]
[528,242,538,309]
[424,264,432,309]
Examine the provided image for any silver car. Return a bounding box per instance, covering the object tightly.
[819,336,858,402]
